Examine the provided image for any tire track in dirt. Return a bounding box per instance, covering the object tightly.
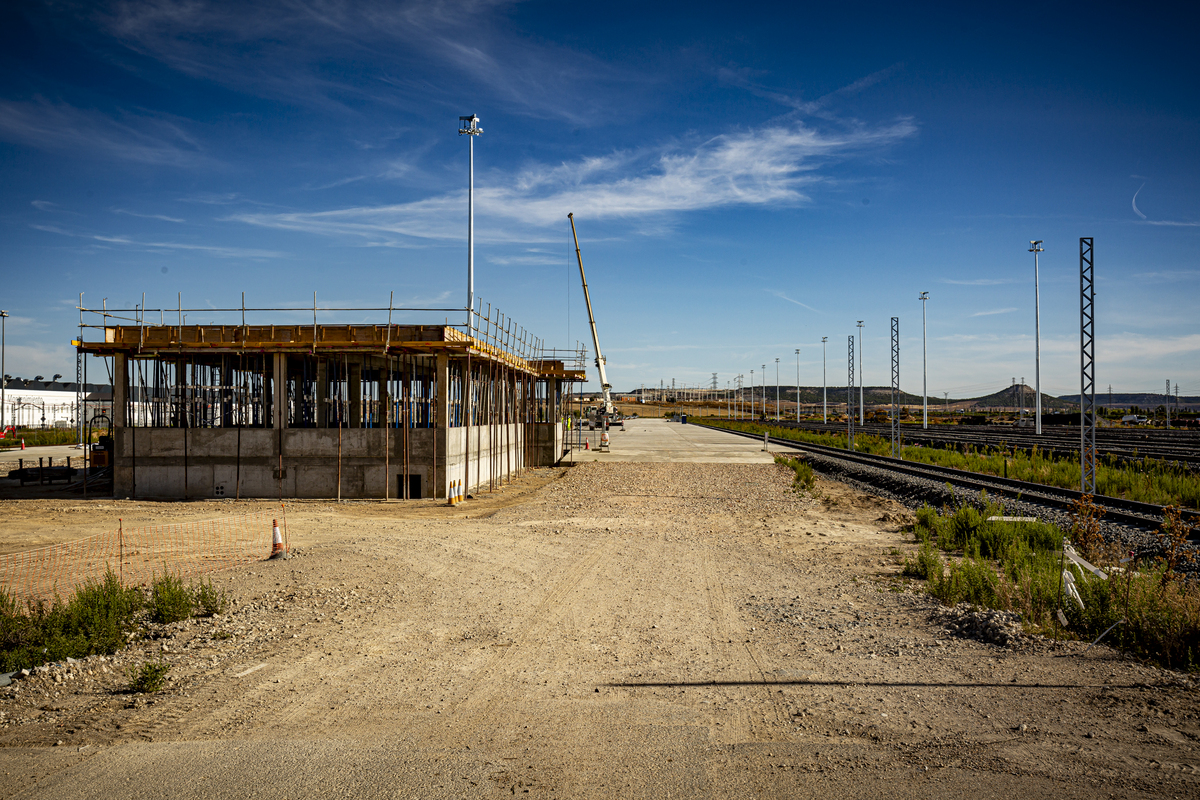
[701,541,787,745]
[447,536,617,741]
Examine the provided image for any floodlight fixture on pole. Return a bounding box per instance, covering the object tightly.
[1029,240,1044,435]
[459,114,483,334]
[919,292,929,429]
[821,337,828,423]
[856,321,864,425]
[795,348,800,421]
[775,358,780,421]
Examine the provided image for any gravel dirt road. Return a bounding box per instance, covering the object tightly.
[0,422,1197,798]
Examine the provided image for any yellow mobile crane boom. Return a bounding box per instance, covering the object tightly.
[568,213,613,417]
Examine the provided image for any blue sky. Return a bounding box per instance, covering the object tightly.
[2,1,1197,400]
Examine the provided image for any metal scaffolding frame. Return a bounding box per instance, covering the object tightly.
[847,335,855,450]
[1080,237,1096,495]
[891,316,900,458]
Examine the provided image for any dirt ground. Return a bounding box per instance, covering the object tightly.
[0,461,1197,799]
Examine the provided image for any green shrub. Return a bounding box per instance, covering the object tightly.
[902,540,943,580]
[0,569,143,672]
[774,455,816,494]
[932,548,999,608]
[192,578,229,617]
[915,503,937,531]
[149,569,193,624]
[128,660,171,693]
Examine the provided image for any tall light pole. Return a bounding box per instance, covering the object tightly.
[761,364,766,421]
[1030,240,1044,435]
[459,114,483,334]
[0,310,7,431]
[919,292,929,429]
[774,358,780,421]
[750,369,755,419]
[794,348,800,421]
[856,321,864,425]
[821,336,828,423]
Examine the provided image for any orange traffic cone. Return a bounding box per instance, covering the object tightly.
[269,519,289,559]
[20,439,25,450]
[584,439,590,450]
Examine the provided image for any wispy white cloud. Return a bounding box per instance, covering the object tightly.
[768,289,823,314]
[96,0,646,124]
[92,235,283,259]
[971,307,1018,317]
[719,62,904,119]
[940,278,1012,286]
[1143,220,1200,227]
[1131,182,1147,219]
[486,253,567,266]
[112,208,186,223]
[233,119,916,244]
[30,222,282,258]
[0,98,206,166]
[1131,270,1200,281]
[31,200,62,212]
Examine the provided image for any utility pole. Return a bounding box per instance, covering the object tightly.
[821,337,828,424]
[774,358,780,421]
[856,321,864,425]
[0,310,7,432]
[761,364,766,420]
[1166,379,1171,428]
[1030,240,1044,434]
[459,114,482,334]
[795,348,800,421]
[919,292,929,429]
[750,370,755,420]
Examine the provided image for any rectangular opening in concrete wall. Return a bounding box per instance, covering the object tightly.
[402,474,422,500]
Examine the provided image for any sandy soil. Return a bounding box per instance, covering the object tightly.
[0,461,1197,799]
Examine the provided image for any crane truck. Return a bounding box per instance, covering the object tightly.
[568,213,614,432]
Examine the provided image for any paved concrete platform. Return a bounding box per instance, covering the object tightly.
[564,417,772,463]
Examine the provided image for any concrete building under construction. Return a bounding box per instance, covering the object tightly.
[77,315,584,500]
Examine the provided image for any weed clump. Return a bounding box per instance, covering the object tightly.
[775,455,816,494]
[0,569,143,672]
[128,660,171,693]
[149,569,193,624]
[902,497,1200,670]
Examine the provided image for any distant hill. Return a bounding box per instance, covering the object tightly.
[622,385,1197,413]
[1059,392,1199,410]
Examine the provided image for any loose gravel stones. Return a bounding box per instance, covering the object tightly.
[938,603,1024,646]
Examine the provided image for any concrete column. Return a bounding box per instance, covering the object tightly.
[349,359,362,428]
[435,351,449,498]
[316,358,328,428]
[261,357,272,427]
[435,352,450,428]
[550,378,561,422]
[273,353,286,429]
[113,353,128,428]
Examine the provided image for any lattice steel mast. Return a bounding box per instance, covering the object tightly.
[1080,238,1096,494]
[891,316,900,458]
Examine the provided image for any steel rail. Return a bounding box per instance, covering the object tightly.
[706,424,1199,534]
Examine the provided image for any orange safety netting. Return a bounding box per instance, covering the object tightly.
[0,508,288,603]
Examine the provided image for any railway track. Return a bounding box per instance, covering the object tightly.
[705,424,1200,538]
[776,421,1200,468]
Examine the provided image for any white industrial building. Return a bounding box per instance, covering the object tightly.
[1,377,112,430]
